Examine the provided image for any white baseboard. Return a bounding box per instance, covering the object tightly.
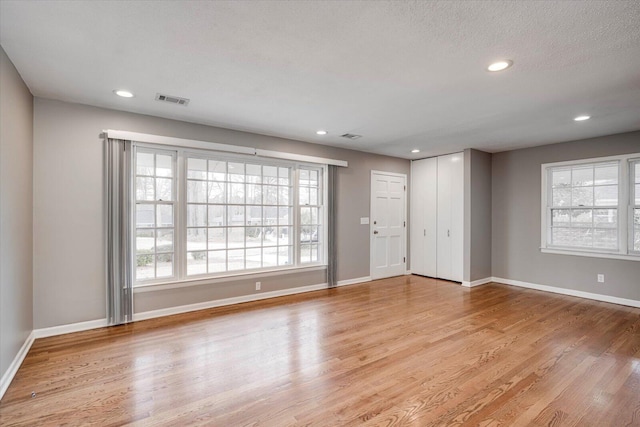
[461,277,493,288]
[492,277,640,308]
[0,331,35,401]
[33,318,109,339]
[134,276,371,321]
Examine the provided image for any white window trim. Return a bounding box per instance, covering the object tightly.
[540,152,640,261]
[132,141,330,288]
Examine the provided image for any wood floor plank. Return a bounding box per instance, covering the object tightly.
[1,276,640,426]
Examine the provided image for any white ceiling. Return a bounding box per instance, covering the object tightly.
[1,1,639,159]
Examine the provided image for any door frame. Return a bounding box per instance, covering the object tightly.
[370,170,408,279]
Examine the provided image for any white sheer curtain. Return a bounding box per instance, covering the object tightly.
[105,138,134,325]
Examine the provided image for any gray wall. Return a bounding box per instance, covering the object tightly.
[492,131,640,299]
[464,149,492,282]
[33,98,409,328]
[0,47,33,380]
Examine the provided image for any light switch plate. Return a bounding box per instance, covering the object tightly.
[360,217,370,225]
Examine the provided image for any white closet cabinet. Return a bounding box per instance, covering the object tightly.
[411,152,464,282]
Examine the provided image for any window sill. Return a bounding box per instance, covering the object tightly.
[540,248,640,262]
[133,264,327,293]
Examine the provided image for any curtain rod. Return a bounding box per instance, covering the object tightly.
[103,130,348,167]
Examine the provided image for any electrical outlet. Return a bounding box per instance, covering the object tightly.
[597,274,604,283]
[255,281,261,291]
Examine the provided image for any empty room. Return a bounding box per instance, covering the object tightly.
[1,1,640,425]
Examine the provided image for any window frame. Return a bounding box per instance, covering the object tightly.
[540,152,640,261]
[132,142,329,287]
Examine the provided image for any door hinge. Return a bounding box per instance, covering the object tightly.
[403,257,406,263]
[404,221,406,227]
[404,185,406,191]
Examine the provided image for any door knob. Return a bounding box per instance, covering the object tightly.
[373,230,379,234]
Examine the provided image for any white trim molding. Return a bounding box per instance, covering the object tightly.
[492,277,640,308]
[33,319,109,339]
[105,130,348,167]
[135,276,371,321]
[0,331,35,400]
[462,277,492,288]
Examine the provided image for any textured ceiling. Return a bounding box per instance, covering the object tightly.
[1,1,639,158]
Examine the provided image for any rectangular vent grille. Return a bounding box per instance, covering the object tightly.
[155,93,190,106]
[340,133,362,140]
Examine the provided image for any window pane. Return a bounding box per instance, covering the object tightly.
[263,227,278,246]
[572,166,593,186]
[136,229,154,253]
[572,228,593,248]
[593,229,617,250]
[208,205,225,227]
[263,166,278,185]
[156,229,173,252]
[228,206,245,225]
[264,207,278,225]
[572,187,593,207]
[136,177,155,201]
[208,228,226,250]
[279,207,291,225]
[227,249,244,270]
[156,253,173,278]
[635,209,640,251]
[309,187,319,205]
[310,244,319,262]
[229,183,245,203]
[246,227,262,247]
[156,178,173,201]
[571,209,592,227]
[136,254,154,280]
[279,167,290,185]
[278,246,292,266]
[635,163,640,184]
[228,227,245,248]
[157,204,173,227]
[552,169,570,188]
[300,169,309,185]
[309,170,319,185]
[551,228,575,247]
[263,247,278,267]
[263,185,278,205]
[278,227,291,245]
[279,186,290,205]
[593,209,617,228]
[300,187,310,205]
[137,152,155,176]
[228,163,244,181]
[136,204,155,228]
[301,207,312,225]
[187,158,207,180]
[246,248,262,269]
[207,181,225,204]
[156,155,173,177]
[208,250,226,272]
[246,164,261,183]
[187,204,207,227]
[208,160,226,181]
[594,185,617,206]
[635,184,640,205]
[301,243,311,263]
[187,228,206,251]
[594,164,617,185]
[247,206,262,225]
[246,184,262,205]
[187,251,207,275]
[187,180,207,203]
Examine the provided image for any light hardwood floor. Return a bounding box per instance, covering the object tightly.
[1,275,640,426]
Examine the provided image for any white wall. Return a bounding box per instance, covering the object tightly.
[33,98,409,329]
[0,47,33,383]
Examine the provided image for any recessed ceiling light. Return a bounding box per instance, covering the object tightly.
[574,115,591,121]
[114,90,134,98]
[316,130,328,135]
[487,60,513,72]
[411,149,420,153]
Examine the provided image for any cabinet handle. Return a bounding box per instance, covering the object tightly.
[424,229,426,236]
[448,229,450,237]
[373,230,379,234]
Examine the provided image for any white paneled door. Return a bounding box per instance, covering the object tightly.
[370,171,407,280]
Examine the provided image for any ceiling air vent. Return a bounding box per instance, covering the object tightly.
[155,93,190,106]
[340,133,362,140]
